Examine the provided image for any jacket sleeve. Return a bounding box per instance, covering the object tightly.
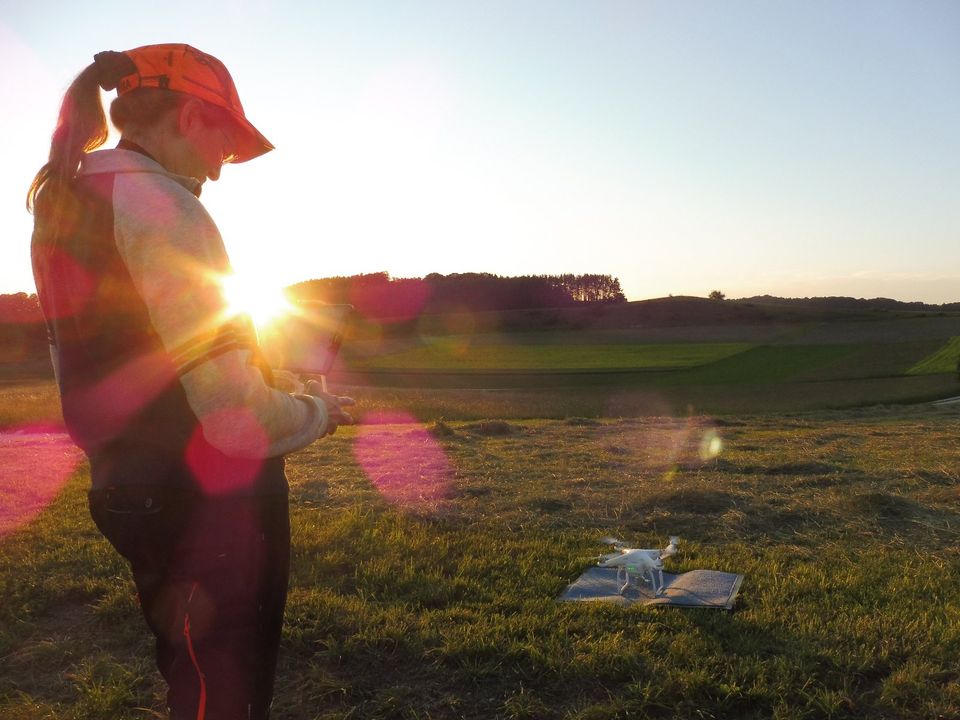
[112,172,328,458]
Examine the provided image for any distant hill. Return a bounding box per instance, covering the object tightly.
[737,294,960,313]
[416,294,960,335]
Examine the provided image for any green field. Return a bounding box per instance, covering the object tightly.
[664,345,857,385]
[790,341,946,382]
[330,335,958,410]
[346,341,753,371]
[0,381,62,429]
[3,409,960,718]
[3,369,958,431]
[334,316,960,401]
[906,337,960,376]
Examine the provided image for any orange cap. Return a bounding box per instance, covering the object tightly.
[96,44,273,163]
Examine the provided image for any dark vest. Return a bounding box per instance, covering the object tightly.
[32,174,285,495]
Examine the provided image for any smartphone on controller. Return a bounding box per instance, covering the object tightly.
[259,302,353,390]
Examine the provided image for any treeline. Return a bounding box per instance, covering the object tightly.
[0,293,46,363]
[287,272,626,319]
[739,295,960,313]
[0,292,43,323]
[553,273,626,303]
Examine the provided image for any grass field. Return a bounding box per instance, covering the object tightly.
[334,319,960,398]
[0,381,62,429]
[791,341,946,382]
[906,337,960,376]
[345,342,753,372]
[3,370,959,433]
[3,315,960,717]
[660,345,856,386]
[3,407,960,719]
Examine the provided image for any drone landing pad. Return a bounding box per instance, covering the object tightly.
[558,567,743,610]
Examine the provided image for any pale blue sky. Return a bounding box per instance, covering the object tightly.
[2,1,958,302]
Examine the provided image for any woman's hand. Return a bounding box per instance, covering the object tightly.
[304,379,355,434]
[272,370,305,394]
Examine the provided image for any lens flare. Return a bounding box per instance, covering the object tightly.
[417,308,477,360]
[349,276,430,324]
[0,425,83,537]
[601,399,724,480]
[184,407,268,495]
[64,350,177,448]
[699,429,724,461]
[34,247,95,320]
[353,411,452,508]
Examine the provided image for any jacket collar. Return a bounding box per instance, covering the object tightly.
[79,148,203,198]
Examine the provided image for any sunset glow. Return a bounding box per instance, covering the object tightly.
[3,3,959,304]
[221,273,293,329]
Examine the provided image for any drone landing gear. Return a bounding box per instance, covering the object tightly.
[617,566,665,597]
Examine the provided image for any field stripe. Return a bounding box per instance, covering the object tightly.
[906,337,960,375]
[346,342,754,372]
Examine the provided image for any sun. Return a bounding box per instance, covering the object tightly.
[220,273,293,328]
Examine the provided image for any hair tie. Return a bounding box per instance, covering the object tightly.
[93,51,137,91]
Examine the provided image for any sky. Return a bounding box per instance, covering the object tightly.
[1,0,958,303]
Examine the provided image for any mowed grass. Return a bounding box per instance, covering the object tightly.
[345,342,752,371]
[906,337,960,376]
[2,373,959,432]
[0,381,63,429]
[3,407,960,718]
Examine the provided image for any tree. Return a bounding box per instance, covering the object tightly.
[709,290,726,301]
[0,293,43,323]
[549,274,626,304]
[287,272,626,317]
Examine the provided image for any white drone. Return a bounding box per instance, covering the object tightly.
[598,536,679,596]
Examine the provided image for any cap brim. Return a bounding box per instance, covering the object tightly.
[225,111,274,163]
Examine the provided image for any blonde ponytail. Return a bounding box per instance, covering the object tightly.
[27,62,108,214]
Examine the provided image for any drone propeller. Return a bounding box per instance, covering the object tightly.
[659,536,680,560]
[600,536,627,547]
[597,550,623,564]
[598,535,681,558]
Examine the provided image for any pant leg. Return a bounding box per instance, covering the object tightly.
[250,494,291,719]
[162,495,290,720]
[90,489,290,720]
[89,485,195,686]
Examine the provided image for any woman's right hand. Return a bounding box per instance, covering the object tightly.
[304,380,355,434]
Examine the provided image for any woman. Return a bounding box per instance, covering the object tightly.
[28,44,350,719]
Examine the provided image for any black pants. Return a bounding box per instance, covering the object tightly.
[90,486,290,720]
